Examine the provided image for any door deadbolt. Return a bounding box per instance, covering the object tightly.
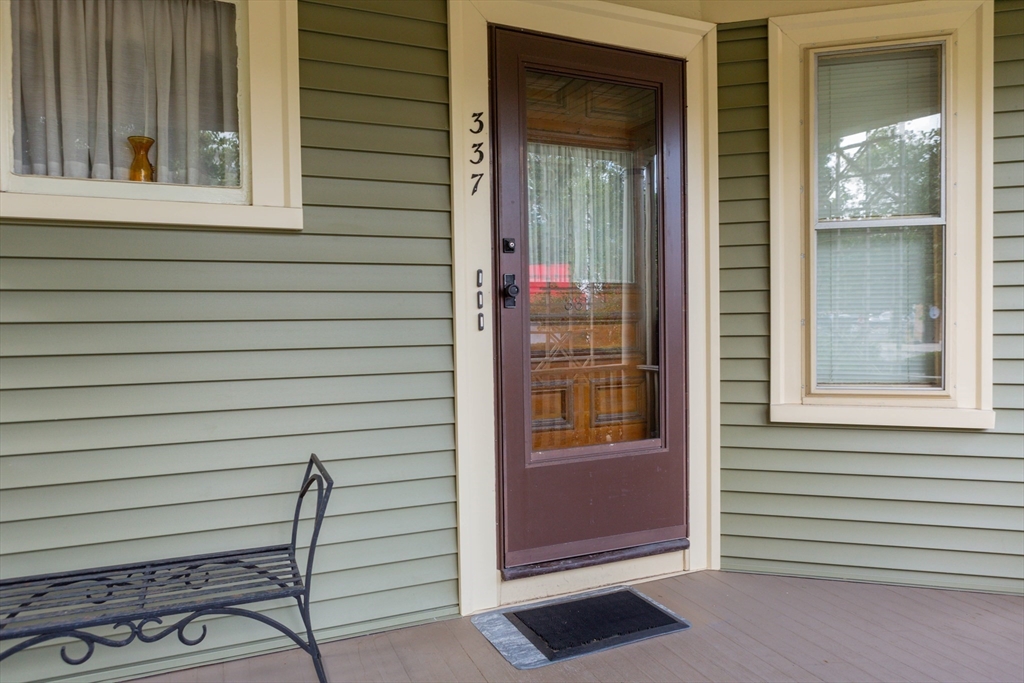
[503,274,520,308]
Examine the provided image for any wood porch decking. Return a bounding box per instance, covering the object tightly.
[138,570,1024,683]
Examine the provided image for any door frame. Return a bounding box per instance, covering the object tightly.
[448,0,721,615]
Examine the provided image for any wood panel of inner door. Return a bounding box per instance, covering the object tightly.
[530,283,651,451]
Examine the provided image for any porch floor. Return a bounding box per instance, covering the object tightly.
[137,570,1024,683]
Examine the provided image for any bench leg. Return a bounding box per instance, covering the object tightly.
[181,607,327,683]
[297,596,327,683]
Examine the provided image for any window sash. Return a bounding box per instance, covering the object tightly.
[812,42,946,227]
[813,223,945,389]
[809,41,947,392]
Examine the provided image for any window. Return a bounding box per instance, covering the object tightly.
[813,44,945,389]
[12,0,241,188]
[768,1,994,429]
[0,0,303,230]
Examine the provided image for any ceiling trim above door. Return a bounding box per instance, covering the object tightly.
[448,0,721,615]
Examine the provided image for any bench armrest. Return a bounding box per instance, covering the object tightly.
[290,454,334,591]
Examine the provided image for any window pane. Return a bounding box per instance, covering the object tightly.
[525,70,660,452]
[817,47,942,220]
[816,225,943,387]
[12,0,239,187]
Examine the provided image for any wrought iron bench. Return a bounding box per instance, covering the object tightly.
[0,454,333,683]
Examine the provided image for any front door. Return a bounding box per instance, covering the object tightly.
[492,28,688,574]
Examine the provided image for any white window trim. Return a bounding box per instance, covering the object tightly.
[0,0,303,231]
[768,0,994,429]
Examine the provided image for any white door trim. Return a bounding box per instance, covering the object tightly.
[447,0,720,614]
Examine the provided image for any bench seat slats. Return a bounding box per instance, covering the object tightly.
[0,546,303,639]
[0,545,290,594]
[3,569,302,629]
[0,557,299,607]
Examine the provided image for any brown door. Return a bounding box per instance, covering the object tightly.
[492,28,688,574]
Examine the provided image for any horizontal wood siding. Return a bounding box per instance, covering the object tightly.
[0,1,456,681]
[717,10,1024,594]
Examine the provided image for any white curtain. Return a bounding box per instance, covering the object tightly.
[12,0,239,186]
[527,143,634,284]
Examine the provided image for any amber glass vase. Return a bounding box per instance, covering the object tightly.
[128,136,155,181]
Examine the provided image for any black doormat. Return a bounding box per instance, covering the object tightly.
[504,589,690,661]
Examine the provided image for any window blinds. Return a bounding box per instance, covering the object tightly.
[816,46,942,220]
[816,226,942,386]
[814,46,944,387]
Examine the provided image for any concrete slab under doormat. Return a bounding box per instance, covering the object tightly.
[469,585,691,670]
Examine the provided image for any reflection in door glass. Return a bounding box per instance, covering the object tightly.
[526,70,659,453]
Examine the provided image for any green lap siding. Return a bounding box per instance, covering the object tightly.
[717,9,1024,594]
[0,1,457,681]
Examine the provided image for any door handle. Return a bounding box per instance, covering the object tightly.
[503,274,520,308]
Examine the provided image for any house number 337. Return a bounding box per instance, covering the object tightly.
[469,112,485,195]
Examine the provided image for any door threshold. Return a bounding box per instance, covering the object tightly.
[502,539,689,581]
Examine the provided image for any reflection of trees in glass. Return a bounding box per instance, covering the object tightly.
[819,123,940,219]
[199,131,240,187]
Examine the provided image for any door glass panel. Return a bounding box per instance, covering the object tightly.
[525,70,659,453]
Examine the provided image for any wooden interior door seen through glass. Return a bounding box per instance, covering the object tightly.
[526,70,660,455]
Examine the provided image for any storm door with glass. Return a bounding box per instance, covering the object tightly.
[492,28,688,575]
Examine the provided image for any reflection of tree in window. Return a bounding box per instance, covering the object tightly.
[821,120,941,219]
[199,131,240,187]
[816,46,942,221]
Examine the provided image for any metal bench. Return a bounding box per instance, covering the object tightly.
[0,454,333,683]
